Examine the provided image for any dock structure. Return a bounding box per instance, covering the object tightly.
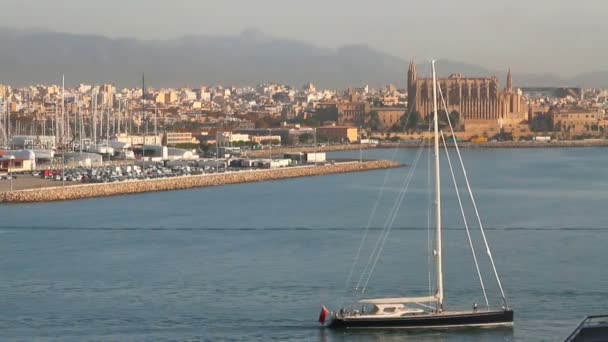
[0,160,400,203]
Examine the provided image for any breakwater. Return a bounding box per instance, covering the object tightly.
[0,160,399,203]
[244,144,372,157]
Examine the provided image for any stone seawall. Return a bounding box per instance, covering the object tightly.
[245,144,372,157]
[0,160,400,203]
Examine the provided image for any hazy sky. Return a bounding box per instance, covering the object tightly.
[2,0,606,76]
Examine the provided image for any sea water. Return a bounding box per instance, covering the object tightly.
[1,148,607,341]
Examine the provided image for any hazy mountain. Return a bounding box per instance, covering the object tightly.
[0,28,604,88]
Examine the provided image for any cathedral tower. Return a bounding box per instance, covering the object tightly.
[407,61,417,114]
[506,68,513,92]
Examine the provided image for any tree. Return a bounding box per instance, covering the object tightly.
[316,107,338,122]
[448,111,460,129]
[299,133,314,144]
[174,143,199,150]
[405,111,420,132]
[258,138,281,146]
[367,110,381,131]
[301,116,321,127]
[554,122,561,132]
[389,122,402,132]
[530,112,553,132]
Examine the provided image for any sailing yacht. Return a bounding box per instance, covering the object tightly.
[323,60,513,329]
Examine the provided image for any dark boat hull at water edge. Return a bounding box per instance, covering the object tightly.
[328,309,514,329]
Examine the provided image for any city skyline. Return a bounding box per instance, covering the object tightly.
[2,0,608,77]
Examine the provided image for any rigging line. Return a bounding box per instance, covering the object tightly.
[356,60,431,296]
[436,79,509,308]
[344,117,415,296]
[354,156,413,292]
[341,146,398,300]
[350,61,432,301]
[351,80,423,294]
[360,146,424,294]
[440,129,490,309]
[360,143,426,294]
[354,139,424,293]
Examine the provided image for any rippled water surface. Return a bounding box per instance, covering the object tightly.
[2,148,608,341]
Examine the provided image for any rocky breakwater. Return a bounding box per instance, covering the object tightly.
[245,144,373,157]
[0,160,400,203]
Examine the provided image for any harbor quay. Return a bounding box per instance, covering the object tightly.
[0,159,400,203]
[245,144,374,158]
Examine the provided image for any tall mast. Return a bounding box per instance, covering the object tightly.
[62,74,66,147]
[5,87,9,145]
[154,106,158,137]
[142,73,145,137]
[99,104,104,141]
[60,75,64,145]
[431,60,444,310]
[117,99,121,135]
[93,89,97,144]
[106,104,110,145]
[79,105,83,153]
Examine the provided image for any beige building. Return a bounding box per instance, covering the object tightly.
[337,102,370,124]
[164,132,194,145]
[155,91,178,104]
[380,95,400,106]
[0,84,7,98]
[116,133,162,146]
[0,157,35,172]
[553,109,604,137]
[165,91,178,104]
[373,107,405,130]
[219,132,250,144]
[155,92,166,104]
[316,126,359,142]
[250,135,282,144]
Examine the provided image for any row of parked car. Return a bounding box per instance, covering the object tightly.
[34,164,212,183]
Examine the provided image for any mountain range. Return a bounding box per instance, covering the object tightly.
[0,27,606,89]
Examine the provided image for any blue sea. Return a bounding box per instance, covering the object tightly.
[1,148,608,341]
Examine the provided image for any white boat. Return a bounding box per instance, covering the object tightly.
[85,143,115,156]
[32,149,55,160]
[323,60,513,330]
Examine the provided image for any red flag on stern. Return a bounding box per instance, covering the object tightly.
[318,305,330,324]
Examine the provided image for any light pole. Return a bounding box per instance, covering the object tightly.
[268,128,272,161]
[216,131,220,172]
[313,127,317,164]
[8,155,15,191]
[62,154,65,187]
[359,126,362,163]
